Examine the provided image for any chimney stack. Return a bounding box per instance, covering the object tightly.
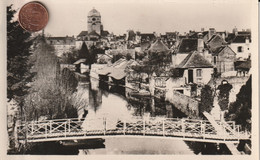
[208,28,216,40]
[197,33,204,53]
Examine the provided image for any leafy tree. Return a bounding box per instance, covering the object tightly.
[227,76,251,131]
[7,5,33,107]
[217,80,233,111]
[199,85,214,114]
[25,39,78,120]
[59,47,78,64]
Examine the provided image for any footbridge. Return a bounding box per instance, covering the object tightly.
[16,116,250,143]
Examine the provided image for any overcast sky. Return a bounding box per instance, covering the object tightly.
[9,0,253,36]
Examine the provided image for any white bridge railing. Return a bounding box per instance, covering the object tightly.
[17,117,250,143]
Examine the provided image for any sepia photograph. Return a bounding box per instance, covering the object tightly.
[3,0,258,158]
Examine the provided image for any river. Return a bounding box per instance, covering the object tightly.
[72,75,230,155]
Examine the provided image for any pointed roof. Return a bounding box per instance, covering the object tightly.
[177,38,198,53]
[88,30,100,37]
[148,39,170,52]
[77,31,88,37]
[177,51,213,68]
[88,8,101,17]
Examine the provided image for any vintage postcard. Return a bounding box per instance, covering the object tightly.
[1,0,258,159]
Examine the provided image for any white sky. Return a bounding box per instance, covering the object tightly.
[8,0,253,36]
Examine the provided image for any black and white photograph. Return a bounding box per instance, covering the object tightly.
[3,0,258,158]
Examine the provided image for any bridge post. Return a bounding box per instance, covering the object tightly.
[181,119,185,136]
[237,125,240,138]
[64,121,67,137]
[163,119,165,136]
[31,121,34,135]
[68,119,71,133]
[143,119,145,136]
[103,117,106,135]
[123,120,126,135]
[45,123,47,138]
[49,121,52,134]
[200,120,205,139]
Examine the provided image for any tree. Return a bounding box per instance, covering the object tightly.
[59,47,78,64]
[227,76,251,131]
[78,42,89,59]
[7,5,35,130]
[217,80,233,111]
[24,39,78,120]
[200,85,214,114]
[7,5,33,107]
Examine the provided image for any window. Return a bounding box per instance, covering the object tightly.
[196,69,202,77]
[214,57,217,65]
[237,46,243,52]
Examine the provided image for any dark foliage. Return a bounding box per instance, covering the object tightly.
[200,85,214,114]
[7,5,33,103]
[217,80,233,111]
[227,76,251,131]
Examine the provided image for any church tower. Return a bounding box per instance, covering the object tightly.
[87,8,102,35]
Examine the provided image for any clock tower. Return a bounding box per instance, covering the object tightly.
[87,8,102,35]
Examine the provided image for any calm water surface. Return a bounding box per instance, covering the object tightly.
[76,77,195,155]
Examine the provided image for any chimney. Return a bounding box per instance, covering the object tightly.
[201,28,205,32]
[208,28,216,40]
[233,27,238,35]
[245,36,250,44]
[197,33,204,53]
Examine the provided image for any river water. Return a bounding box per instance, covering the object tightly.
[72,76,214,155]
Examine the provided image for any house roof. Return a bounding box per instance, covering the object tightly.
[140,33,156,41]
[177,51,213,68]
[101,30,109,37]
[211,46,226,56]
[98,59,139,79]
[235,60,251,70]
[148,39,170,52]
[225,33,236,43]
[232,35,251,43]
[141,42,151,51]
[77,31,88,37]
[88,8,101,17]
[47,36,75,40]
[88,30,100,37]
[177,38,198,53]
[73,59,86,64]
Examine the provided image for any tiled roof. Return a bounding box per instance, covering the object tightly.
[140,33,156,41]
[177,38,198,53]
[177,51,213,68]
[225,33,236,43]
[141,42,151,51]
[148,39,170,52]
[101,30,109,37]
[235,60,251,69]
[47,36,74,40]
[232,35,251,43]
[211,46,226,56]
[88,30,100,37]
[77,31,88,37]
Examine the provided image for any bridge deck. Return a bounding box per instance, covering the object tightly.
[17,117,250,143]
